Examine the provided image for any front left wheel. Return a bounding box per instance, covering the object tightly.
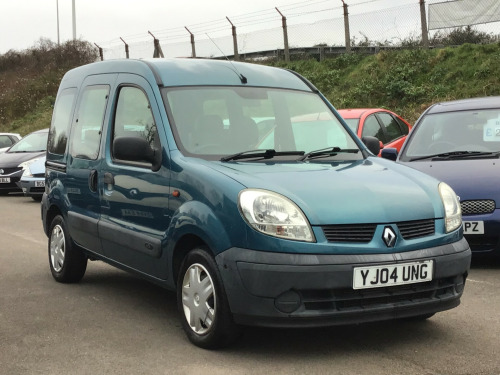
[48,215,87,283]
[177,247,241,349]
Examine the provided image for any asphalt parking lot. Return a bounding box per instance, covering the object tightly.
[1,194,499,375]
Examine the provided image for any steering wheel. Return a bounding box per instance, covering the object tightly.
[427,141,455,153]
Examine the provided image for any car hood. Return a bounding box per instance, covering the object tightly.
[0,151,46,168]
[400,159,500,204]
[204,158,443,225]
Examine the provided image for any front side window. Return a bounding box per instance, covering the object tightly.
[163,86,359,160]
[48,88,76,154]
[70,85,109,160]
[0,135,14,148]
[112,86,160,162]
[378,112,403,142]
[362,115,386,143]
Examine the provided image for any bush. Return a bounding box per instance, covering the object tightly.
[0,39,98,128]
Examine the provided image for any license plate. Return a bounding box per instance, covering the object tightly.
[0,177,10,183]
[463,221,484,234]
[353,260,433,290]
[35,180,45,187]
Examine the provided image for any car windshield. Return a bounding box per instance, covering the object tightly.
[8,131,48,153]
[162,86,360,161]
[401,109,500,161]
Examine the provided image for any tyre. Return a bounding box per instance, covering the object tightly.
[177,247,241,349]
[48,215,87,283]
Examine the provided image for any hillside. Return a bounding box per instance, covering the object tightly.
[1,40,500,136]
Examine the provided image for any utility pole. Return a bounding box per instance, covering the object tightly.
[226,17,239,61]
[56,0,60,45]
[185,27,196,58]
[72,0,76,40]
[276,8,290,62]
[342,0,351,53]
[420,0,429,48]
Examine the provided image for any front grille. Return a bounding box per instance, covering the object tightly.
[301,276,459,312]
[29,187,45,193]
[398,219,435,240]
[322,219,435,243]
[461,200,495,215]
[0,167,22,176]
[322,224,377,243]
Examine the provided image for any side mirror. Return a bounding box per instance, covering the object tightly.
[381,147,398,161]
[361,136,380,156]
[113,137,161,171]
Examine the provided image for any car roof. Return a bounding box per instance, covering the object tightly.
[61,58,313,92]
[337,108,384,119]
[426,96,500,114]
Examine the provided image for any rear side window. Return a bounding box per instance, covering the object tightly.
[0,135,14,148]
[112,86,160,162]
[48,88,77,154]
[378,112,404,142]
[70,85,109,160]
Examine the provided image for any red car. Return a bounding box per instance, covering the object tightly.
[338,108,411,154]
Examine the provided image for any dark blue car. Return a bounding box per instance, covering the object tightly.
[383,96,500,257]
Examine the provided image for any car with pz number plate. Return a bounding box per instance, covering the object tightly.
[382,96,500,257]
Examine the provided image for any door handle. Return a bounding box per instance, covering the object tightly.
[103,172,115,185]
[88,169,98,192]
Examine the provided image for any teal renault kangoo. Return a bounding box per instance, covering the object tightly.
[41,58,471,349]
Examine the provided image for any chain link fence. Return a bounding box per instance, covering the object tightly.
[98,0,500,60]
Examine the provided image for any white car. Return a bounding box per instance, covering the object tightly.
[0,132,22,153]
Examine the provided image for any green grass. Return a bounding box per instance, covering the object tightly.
[1,41,500,135]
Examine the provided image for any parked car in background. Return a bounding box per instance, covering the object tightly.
[0,129,48,196]
[17,155,46,201]
[338,108,411,154]
[0,132,22,153]
[382,96,500,257]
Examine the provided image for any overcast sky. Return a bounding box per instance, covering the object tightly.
[0,0,423,55]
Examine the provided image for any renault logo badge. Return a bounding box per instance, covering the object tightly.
[0,169,3,174]
[382,226,397,247]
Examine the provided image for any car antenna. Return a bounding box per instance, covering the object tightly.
[205,33,247,84]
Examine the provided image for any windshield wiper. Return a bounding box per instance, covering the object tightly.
[409,151,500,162]
[298,147,359,161]
[220,149,304,162]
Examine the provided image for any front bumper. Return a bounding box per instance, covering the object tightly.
[216,238,471,327]
[463,211,500,256]
[17,178,45,198]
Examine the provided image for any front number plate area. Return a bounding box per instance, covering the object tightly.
[353,260,433,290]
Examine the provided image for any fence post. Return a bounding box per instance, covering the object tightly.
[185,27,196,58]
[94,43,104,61]
[226,17,239,61]
[342,1,351,53]
[419,0,429,48]
[149,31,164,58]
[275,8,290,62]
[120,37,129,59]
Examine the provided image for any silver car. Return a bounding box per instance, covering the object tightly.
[17,155,46,201]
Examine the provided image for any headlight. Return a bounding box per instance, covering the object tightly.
[439,182,461,233]
[18,158,39,178]
[238,189,315,242]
